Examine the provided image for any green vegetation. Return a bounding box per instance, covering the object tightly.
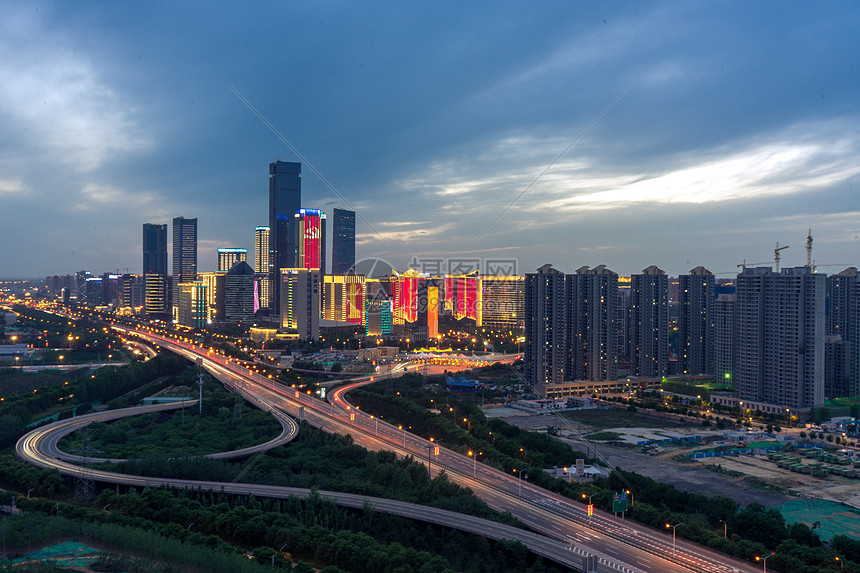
[59,372,281,459]
[560,407,697,429]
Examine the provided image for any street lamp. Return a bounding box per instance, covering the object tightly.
[755,552,774,572]
[835,556,844,572]
[625,489,634,507]
[468,450,481,479]
[666,522,683,556]
[718,519,727,538]
[513,468,527,498]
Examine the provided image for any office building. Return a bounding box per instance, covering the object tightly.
[566,265,618,382]
[217,248,248,272]
[295,209,327,272]
[630,266,668,378]
[332,208,356,275]
[323,275,366,324]
[280,268,320,340]
[254,226,272,311]
[736,267,825,409]
[176,282,208,328]
[481,276,525,330]
[524,264,566,397]
[142,224,168,275]
[143,223,169,317]
[172,217,197,283]
[269,161,302,314]
[223,261,256,323]
[678,266,715,376]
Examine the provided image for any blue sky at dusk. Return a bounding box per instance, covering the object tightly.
[2,1,859,278]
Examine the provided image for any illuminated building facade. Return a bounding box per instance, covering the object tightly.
[481,276,525,330]
[254,226,272,311]
[630,266,668,378]
[176,282,208,328]
[281,268,320,340]
[678,266,715,376]
[323,275,365,324]
[172,216,197,283]
[332,208,356,274]
[525,264,566,397]
[443,274,481,324]
[143,223,169,317]
[269,161,302,314]
[223,261,256,323]
[566,265,618,382]
[217,248,247,272]
[295,209,327,271]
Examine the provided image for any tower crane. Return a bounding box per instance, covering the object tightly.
[810,262,854,274]
[774,242,789,272]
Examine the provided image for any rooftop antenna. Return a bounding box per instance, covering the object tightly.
[775,242,789,273]
[806,230,813,268]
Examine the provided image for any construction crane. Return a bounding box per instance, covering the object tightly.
[737,259,771,270]
[810,262,854,274]
[774,242,789,272]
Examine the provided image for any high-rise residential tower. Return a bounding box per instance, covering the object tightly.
[524,264,566,397]
[332,208,356,275]
[713,286,736,385]
[630,266,668,378]
[678,266,715,376]
[827,267,859,397]
[736,267,825,409]
[172,217,198,283]
[566,265,618,382]
[269,161,302,314]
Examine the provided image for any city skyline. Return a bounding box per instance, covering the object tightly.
[2,2,860,278]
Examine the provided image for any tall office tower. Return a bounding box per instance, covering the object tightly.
[254,226,272,311]
[736,267,825,409]
[223,261,256,323]
[678,266,715,376]
[331,208,356,275]
[566,265,618,382]
[630,266,668,378]
[269,161,302,314]
[481,276,525,330]
[295,209,327,271]
[323,275,366,324]
[280,268,320,340]
[713,288,736,385]
[172,217,198,283]
[143,224,168,275]
[176,282,208,328]
[444,274,482,324]
[828,268,859,397]
[143,223,168,317]
[217,248,248,272]
[524,264,566,397]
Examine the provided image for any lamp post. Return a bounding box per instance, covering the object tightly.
[513,468,527,498]
[468,450,481,479]
[755,552,774,572]
[625,489,634,507]
[582,492,597,525]
[718,519,727,538]
[835,556,844,572]
[666,522,683,557]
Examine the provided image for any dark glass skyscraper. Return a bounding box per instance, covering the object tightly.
[269,161,302,314]
[172,216,198,283]
[332,208,356,275]
[142,223,168,275]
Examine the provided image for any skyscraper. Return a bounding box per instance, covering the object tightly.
[254,226,271,311]
[269,161,302,314]
[172,217,197,283]
[481,276,525,330]
[332,208,356,274]
[827,267,859,397]
[295,209,327,272]
[630,266,668,378]
[142,224,167,275]
[736,267,825,409]
[524,264,566,397]
[281,268,320,340]
[217,248,247,272]
[678,266,715,376]
[566,265,618,382]
[142,223,168,317]
[713,287,736,385]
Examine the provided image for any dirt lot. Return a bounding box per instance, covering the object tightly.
[487,408,860,509]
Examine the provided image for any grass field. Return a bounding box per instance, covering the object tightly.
[559,407,698,429]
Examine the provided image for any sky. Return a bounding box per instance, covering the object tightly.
[1,1,859,279]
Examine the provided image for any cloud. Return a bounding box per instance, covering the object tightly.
[74,183,161,211]
[0,177,26,195]
[0,9,152,174]
[356,223,455,245]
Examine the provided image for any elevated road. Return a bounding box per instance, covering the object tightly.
[18,323,756,573]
